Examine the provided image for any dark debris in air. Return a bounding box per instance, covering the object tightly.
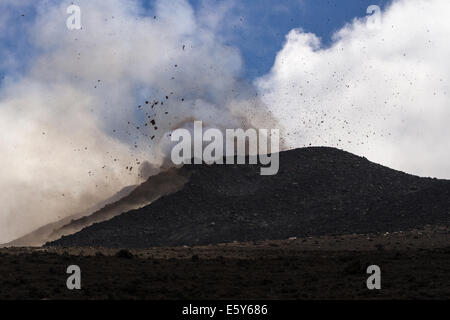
[80,88,182,175]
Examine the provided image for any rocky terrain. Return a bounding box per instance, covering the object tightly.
[1,226,448,299]
[47,147,449,248]
[2,147,448,300]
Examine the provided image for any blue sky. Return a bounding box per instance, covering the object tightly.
[0,0,392,83]
[171,0,392,78]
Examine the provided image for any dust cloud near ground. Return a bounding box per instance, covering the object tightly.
[4,167,190,247]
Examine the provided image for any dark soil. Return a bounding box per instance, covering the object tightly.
[47,147,450,248]
[5,147,446,300]
[1,227,449,300]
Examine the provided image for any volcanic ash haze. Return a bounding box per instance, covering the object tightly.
[2,0,450,244]
[0,0,276,243]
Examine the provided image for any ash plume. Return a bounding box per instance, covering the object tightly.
[0,0,276,243]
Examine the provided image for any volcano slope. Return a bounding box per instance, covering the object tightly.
[47,147,449,248]
[3,168,189,247]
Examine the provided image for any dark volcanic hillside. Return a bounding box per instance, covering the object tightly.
[47,147,450,248]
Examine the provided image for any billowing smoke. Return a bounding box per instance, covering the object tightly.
[257,0,450,179]
[0,0,274,243]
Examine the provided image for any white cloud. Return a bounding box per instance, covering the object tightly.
[257,0,450,178]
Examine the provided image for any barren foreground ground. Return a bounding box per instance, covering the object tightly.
[1,225,448,300]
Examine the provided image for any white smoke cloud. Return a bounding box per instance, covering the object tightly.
[257,0,450,178]
[0,0,271,243]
